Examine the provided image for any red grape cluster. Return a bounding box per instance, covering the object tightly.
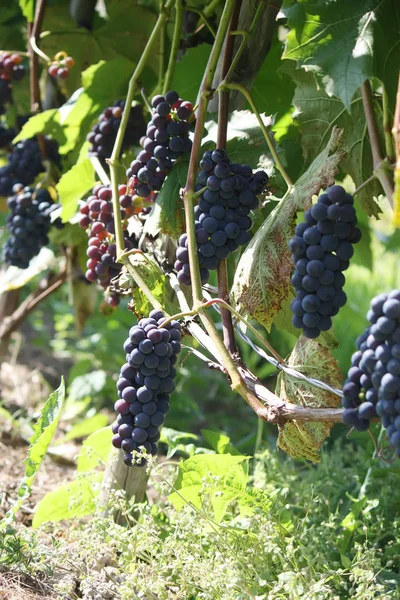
[79,184,136,304]
[87,100,146,161]
[0,53,26,114]
[48,52,75,80]
[127,90,194,200]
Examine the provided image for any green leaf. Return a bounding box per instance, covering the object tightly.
[32,473,102,528]
[143,160,188,238]
[19,0,34,21]
[169,453,250,522]
[12,379,65,515]
[171,45,210,104]
[276,337,342,463]
[282,0,400,110]
[57,158,95,222]
[201,430,239,455]
[60,59,136,155]
[232,127,345,332]
[252,37,296,120]
[56,414,108,444]
[282,62,381,216]
[160,427,202,459]
[77,427,113,472]
[12,109,62,143]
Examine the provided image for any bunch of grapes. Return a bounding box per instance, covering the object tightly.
[342,290,400,455]
[0,136,61,197]
[0,53,25,81]
[126,90,194,199]
[79,184,138,304]
[111,309,181,466]
[2,185,62,269]
[289,185,362,339]
[87,100,146,160]
[0,124,16,148]
[48,52,75,80]
[175,149,268,286]
[0,79,12,114]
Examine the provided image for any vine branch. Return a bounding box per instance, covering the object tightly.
[215,0,242,356]
[360,80,394,207]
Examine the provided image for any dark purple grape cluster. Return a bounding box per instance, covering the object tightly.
[2,185,62,269]
[0,124,15,148]
[111,309,181,466]
[175,149,268,286]
[79,183,137,305]
[289,185,362,339]
[127,90,194,199]
[87,100,145,161]
[342,290,400,455]
[0,136,61,197]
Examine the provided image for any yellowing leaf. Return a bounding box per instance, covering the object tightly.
[277,338,342,463]
[232,127,345,331]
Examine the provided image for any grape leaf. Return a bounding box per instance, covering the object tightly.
[0,248,57,294]
[171,45,210,104]
[169,453,250,522]
[283,63,381,216]
[60,59,135,155]
[143,160,188,238]
[6,379,66,520]
[276,337,342,463]
[12,109,65,144]
[232,127,345,332]
[282,0,400,110]
[19,0,34,21]
[57,157,95,222]
[77,427,113,472]
[32,473,102,528]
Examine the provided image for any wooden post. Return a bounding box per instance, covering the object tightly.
[99,448,149,524]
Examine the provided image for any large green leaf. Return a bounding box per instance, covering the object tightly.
[12,109,63,144]
[283,63,382,216]
[276,338,342,463]
[171,45,210,104]
[56,414,108,444]
[19,0,34,21]
[57,157,95,222]
[282,0,400,110]
[232,127,345,332]
[40,2,158,98]
[169,453,250,522]
[60,59,136,155]
[32,473,102,528]
[10,379,65,516]
[77,427,113,472]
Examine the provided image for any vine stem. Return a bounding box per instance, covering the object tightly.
[219,81,293,189]
[182,0,269,420]
[29,0,48,113]
[382,86,395,162]
[108,0,175,260]
[215,0,242,356]
[162,0,183,95]
[223,2,263,84]
[158,0,167,90]
[360,80,394,207]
